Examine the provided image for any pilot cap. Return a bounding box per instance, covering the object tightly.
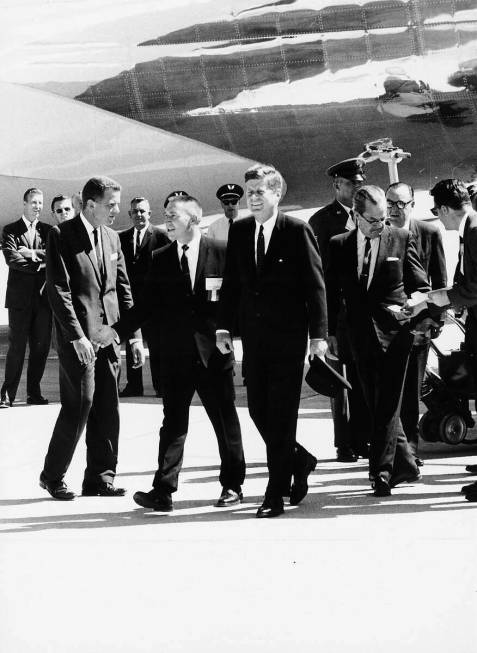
[305,355,352,398]
[164,190,189,208]
[326,158,365,182]
[216,183,244,202]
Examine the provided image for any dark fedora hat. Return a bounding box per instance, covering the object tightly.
[305,355,352,398]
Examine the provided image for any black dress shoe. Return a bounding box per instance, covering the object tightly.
[256,496,284,518]
[336,448,358,463]
[27,395,49,405]
[290,453,318,505]
[119,386,144,398]
[461,480,477,494]
[133,490,173,511]
[355,445,369,459]
[0,392,13,408]
[465,464,477,474]
[373,476,391,497]
[415,457,424,467]
[82,482,126,497]
[215,488,243,507]
[39,473,75,500]
[389,471,422,489]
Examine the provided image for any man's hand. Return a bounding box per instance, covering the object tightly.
[131,341,146,368]
[428,288,450,308]
[17,246,34,260]
[326,336,339,360]
[411,316,440,345]
[92,325,118,348]
[72,336,96,365]
[310,338,328,360]
[216,330,234,355]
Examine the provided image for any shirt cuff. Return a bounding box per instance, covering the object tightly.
[128,337,142,345]
[216,329,230,335]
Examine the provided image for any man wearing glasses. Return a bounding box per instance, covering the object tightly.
[51,195,74,224]
[386,183,447,466]
[326,185,431,496]
[207,183,244,242]
[309,158,370,463]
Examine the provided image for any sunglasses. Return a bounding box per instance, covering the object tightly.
[221,199,239,206]
[55,207,72,214]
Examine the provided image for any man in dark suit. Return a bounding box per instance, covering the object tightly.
[0,188,52,408]
[39,176,144,500]
[308,158,370,462]
[327,185,431,496]
[216,164,328,518]
[119,197,169,397]
[405,180,477,501]
[386,182,447,466]
[96,195,245,511]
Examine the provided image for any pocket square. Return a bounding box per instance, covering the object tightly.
[110,252,118,261]
[386,256,399,261]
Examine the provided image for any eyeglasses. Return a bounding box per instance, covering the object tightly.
[386,199,413,210]
[356,212,385,225]
[430,207,439,216]
[221,199,238,206]
[55,207,72,214]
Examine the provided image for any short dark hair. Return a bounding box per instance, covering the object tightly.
[50,194,71,211]
[23,187,43,202]
[386,182,414,199]
[244,164,283,194]
[353,185,386,215]
[430,179,470,210]
[82,176,121,206]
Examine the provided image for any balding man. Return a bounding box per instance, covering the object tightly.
[327,185,431,496]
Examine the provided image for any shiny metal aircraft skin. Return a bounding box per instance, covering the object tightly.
[0,0,476,228]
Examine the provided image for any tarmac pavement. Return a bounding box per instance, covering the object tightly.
[1,353,477,653]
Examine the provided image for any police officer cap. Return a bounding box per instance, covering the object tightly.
[164,190,189,208]
[305,355,352,398]
[326,158,365,182]
[216,183,244,202]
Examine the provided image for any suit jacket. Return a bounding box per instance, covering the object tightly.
[46,215,138,357]
[116,235,232,369]
[447,212,477,321]
[308,199,351,269]
[119,225,169,299]
[218,212,327,353]
[327,226,430,350]
[409,218,447,289]
[2,218,52,309]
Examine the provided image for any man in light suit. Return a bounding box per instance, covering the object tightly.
[327,185,431,496]
[0,188,52,408]
[119,197,169,397]
[39,176,144,500]
[96,196,246,512]
[386,182,447,466]
[308,158,370,462]
[207,183,244,242]
[404,180,477,501]
[217,164,328,518]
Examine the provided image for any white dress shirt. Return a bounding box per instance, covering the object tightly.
[176,230,201,288]
[133,226,148,256]
[80,213,103,267]
[254,210,278,262]
[357,228,380,289]
[22,216,38,247]
[337,202,356,231]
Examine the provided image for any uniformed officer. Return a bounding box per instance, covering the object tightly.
[309,158,370,462]
[207,183,244,242]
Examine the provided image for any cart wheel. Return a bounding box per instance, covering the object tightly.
[438,413,467,445]
[418,412,439,442]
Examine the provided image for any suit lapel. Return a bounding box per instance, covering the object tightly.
[140,226,152,254]
[368,227,390,292]
[19,220,31,249]
[263,212,284,270]
[194,237,208,293]
[102,226,112,286]
[344,229,358,282]
[75,217,102,287]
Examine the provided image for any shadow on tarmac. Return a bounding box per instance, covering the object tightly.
[2,467,475,534]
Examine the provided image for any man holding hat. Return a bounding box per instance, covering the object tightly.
[208,183,244,242]
[309,158,370,463]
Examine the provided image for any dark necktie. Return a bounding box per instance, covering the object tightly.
[181,244,192,292]
[135,229,141,259]
[93,228,104,278]
[228,218,234,229]
[256,225,265,275]
[360,237,372,290]
[453,236,464,285]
